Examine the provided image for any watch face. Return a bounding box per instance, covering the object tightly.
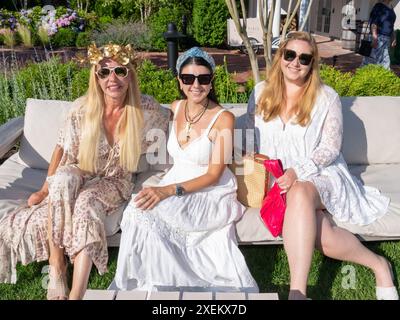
[176,185,184,197]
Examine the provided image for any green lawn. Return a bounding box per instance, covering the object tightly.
[1,241,399,300]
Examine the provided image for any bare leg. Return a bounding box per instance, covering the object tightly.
[283,182,320,300]
[315,210,394,288]
[69,250,93,300]
[47,204,69,300]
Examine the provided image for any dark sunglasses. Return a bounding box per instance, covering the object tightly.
[180,74,213,85]
[283,49,313,66]
[96,66,129,79]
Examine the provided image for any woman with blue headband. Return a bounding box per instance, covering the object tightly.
[114,47,258,292]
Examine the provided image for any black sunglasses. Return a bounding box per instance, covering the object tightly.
[180,74,213,85]
[283,49,313,66]
[96,66,129,79]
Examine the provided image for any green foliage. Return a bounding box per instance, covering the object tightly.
[91,20,152,50]
[320,65,353,96]
[192,0,228,47]
[71,68,90,99]
[97,15,114,26]
[213,57,250,103]
[320,64,400,97]
[75,31,92,48]
[148,6,186,51]
[0,57,80,124]
[137,60,180,103]
[15,58,78,101]
[346,64,400,96]
[2,242,400,300]
[51,28,77,48]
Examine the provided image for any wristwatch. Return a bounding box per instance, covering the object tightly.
[175,184,185,197]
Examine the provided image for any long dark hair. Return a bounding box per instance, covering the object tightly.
[178,57,219,104]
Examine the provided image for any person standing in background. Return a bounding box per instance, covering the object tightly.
[362,0,397,70]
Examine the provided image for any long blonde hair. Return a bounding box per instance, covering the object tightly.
[257,32,322,126]
[78,62,143,173]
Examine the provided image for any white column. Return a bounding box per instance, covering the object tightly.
[249,0,257,18]
[299,0,310,31]
[272,0,282,37]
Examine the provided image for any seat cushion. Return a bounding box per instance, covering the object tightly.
[332,164,400,238]
[0,154,122,237]
[236,164,400,243]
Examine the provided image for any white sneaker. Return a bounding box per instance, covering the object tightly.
[376,286,399,300]
[376,260,399,300]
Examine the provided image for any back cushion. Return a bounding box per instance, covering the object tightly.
[341,96,400,165]
[19,98,169,172]
[19,99,72,169]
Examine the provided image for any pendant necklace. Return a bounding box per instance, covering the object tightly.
[184,99,209,142]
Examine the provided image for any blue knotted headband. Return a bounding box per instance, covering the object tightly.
[176,47,216,75]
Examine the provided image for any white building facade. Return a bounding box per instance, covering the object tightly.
[245,0,399,39]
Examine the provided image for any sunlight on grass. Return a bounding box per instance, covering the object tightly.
[0,240,399,300]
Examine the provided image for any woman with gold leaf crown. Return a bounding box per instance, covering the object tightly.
[0,43,169,299]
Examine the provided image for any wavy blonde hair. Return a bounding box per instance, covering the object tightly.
[78,62,143,173]
[257,32,322,126]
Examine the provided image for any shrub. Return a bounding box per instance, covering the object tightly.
[0,74,23,124]
[97,15,114,27]
[71,67,90,99]
[0,57,79,124]
[137,60,180,103]
[51,28,77,48]
[16,24,33,48]
[320,65,352,96]
[346,64,400,96]
[2,29,16,47]
[93,0,123,21]
[148,6,186,51]
[14,57,78,102]
[213,57,250,103]
[91,21,152,50]
[75,31,92,48]
[192,0,229,47]
[37,25,49,45]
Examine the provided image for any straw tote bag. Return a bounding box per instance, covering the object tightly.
[229,153,270,208]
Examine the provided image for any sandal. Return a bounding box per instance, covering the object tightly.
[47,266,70,300]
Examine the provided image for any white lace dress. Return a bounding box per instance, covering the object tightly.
[114,102,258,292]
[253,82,389,225]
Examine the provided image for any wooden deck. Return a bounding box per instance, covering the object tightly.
[83,289,279,300]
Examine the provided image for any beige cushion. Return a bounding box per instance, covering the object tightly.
[19,98,72,170]
[341,96,400,165]
[0,154,120,236]
[332,164,400,238]
[235,164,400,243]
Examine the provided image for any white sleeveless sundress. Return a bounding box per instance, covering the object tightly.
[113,101,258,292]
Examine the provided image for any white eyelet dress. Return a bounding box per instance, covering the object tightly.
[253,82,390,226]
[114,101,258,292]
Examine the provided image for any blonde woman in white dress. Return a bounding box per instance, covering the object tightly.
[114,47,258,292]
[250,32,398,300]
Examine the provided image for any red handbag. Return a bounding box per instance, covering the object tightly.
[260,159,286,237]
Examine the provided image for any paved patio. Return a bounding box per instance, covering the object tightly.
[141,34,400,83]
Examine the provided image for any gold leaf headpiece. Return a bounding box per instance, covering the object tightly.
[75,42,139,67]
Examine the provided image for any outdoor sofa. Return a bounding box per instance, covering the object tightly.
[0,97,400,248]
